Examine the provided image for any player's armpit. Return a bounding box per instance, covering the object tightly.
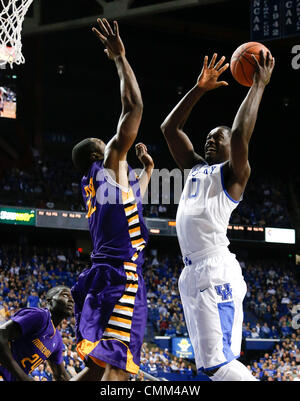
[223,160,251,202]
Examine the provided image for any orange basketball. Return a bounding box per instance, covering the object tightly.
[230,42,271,87]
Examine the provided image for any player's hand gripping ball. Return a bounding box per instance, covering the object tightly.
[230,41,272,87]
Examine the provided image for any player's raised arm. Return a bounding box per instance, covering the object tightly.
[135,143,154,198]
[228,50,275,198]
[161,54,229,170]
[92,19,143,171]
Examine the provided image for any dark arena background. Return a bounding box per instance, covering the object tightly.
[0,0,300,390]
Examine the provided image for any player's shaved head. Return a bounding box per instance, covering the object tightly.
[46,285,70,302]
[72,138,106,175]
[217,126,232,137]
[206,126,232,143]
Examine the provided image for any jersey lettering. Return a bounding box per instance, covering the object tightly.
[187,178,200,198]
[21,353,43,373]
[84,177,96,218]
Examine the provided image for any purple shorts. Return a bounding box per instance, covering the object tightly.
[71,259,147,374]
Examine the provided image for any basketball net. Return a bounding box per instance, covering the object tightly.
[0,0,34,68]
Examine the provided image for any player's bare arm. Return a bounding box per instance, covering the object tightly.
[135,143,154,198]
[92,18,143,187]
[0,320,34,381]
[225,50,275,201]
[161,54,229,170]
[47,360,70,381]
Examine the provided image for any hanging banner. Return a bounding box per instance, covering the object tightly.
[251,0,300,41]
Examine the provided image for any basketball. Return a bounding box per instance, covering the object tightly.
[230,42,271,87]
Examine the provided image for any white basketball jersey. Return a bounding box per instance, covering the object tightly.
[176,161,240,260]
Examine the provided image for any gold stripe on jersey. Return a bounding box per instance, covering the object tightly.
[121,187,146,254]
[101,260,139,346]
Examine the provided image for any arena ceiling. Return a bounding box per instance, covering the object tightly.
[0,0,299,171]
[23,0,249,42]
[22,0,298,53]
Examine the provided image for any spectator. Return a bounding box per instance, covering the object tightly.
[281,321,292,338]
[44,364,53,381]
[26,290,39,308]
[251,328,259,338]
[170,358,179,373]
[147,361,158,377]
[31,364,48,381]
[74,360,82,374]
[186,364,194,379]
[179,362,187,375]
[66,359,76,377]
[260,322,271,338]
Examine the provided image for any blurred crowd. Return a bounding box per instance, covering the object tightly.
[143,252,189,338]
[241,258,300,340]
[0,153,83,212]
[0,244,299,380]
[230,176,292,227]
[247,339,300,381]
[139,343,195,379]
[0,152,293,227]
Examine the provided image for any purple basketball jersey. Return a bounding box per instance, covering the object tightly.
[81,160,148,264]
[71,160,149,373]
[0,308,64,381]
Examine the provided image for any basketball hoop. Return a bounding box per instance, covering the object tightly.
[0,0,34,68]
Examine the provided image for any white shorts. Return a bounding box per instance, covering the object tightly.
[178,248,247,371]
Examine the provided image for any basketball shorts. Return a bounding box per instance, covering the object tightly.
[71,259,147,374]
[178,247,247,371]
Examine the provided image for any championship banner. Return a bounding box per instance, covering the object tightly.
[251,0,300,41]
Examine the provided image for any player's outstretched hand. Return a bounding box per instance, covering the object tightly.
[92,18,125,60]
[135,143,154,169]
[197,53,229,92]
[251,50,275,87]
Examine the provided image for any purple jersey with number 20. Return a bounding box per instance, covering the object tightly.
[0,308,64,381]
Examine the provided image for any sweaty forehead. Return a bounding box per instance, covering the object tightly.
[206,127,229,140]
[56,287,70,297]
[92,138,105,147]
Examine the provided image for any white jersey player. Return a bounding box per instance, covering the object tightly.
[161,51,274,381]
